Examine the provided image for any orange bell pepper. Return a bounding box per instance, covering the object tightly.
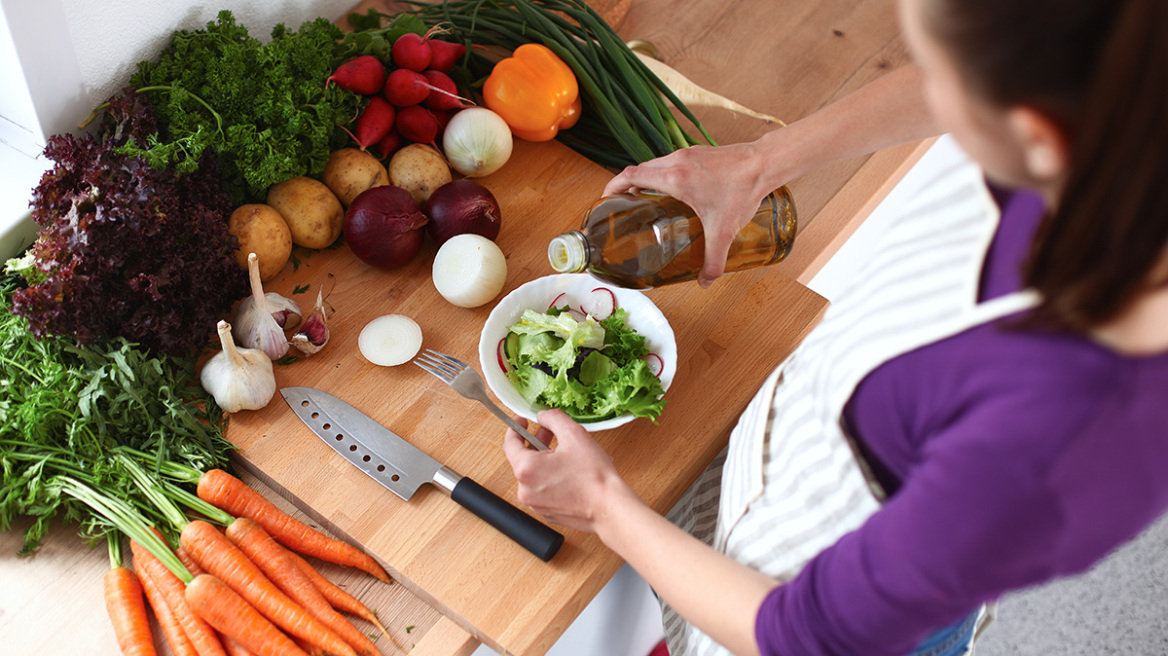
[483,43,582,142]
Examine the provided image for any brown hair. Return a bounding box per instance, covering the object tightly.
[927,0,1168,331]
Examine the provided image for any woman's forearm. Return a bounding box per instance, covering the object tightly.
[596,484,779,656]
[755,63,939,187]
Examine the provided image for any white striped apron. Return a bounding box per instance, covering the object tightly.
[662,154,1039,656]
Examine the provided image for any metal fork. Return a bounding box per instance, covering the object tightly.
[413,349,549,451]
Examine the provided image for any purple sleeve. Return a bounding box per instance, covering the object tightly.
[754,406,1064,656]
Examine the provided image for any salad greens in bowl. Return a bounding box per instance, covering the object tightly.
[478,274,676,431]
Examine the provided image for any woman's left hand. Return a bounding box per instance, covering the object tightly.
[502,409,636,533]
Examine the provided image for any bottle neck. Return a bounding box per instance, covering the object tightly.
[548,231,590,273]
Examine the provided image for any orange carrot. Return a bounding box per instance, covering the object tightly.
[197,469,390,583]
[135,553,198,656]
[219,634,257,656]
[287,551,391,637]
[130,539,226,656]
[226,518,383,656]
[104,566,158,656]
[185,574,309,656]
[180,519,358,656]
[177,546,205,576]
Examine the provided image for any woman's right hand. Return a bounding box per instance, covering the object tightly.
[603,141,778,287]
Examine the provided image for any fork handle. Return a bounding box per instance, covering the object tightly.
[485,403,549,451]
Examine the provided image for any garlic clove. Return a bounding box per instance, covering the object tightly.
[291,290,329,356]
[200,320,277,413]
[235,253,291,361]
[267,293,302,331]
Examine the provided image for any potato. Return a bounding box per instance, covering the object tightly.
[388,144,452,205]
[323,148,390,207]
[228,204,293,281]
[266,176,344,249]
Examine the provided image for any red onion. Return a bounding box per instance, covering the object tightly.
[344,186,429,269]
[423,179,502,246]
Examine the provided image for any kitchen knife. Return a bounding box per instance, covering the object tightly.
[280,386,563,561]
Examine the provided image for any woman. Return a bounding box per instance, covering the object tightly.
[503,0,1168,654]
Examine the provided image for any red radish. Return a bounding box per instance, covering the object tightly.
[326,55,386,95]
[643,353,664,377]
[350,97,396,150]
[422,70,469,111]
[497,338,508,373]
[568,308,587,323]
[548,293,568,311]
[376,130,404,160]
[384,68,431,107]
[428,40,466,73]
[433,108,452,141]
[392,32,433,72]
[583,287,617,320]
[395,105,439,144]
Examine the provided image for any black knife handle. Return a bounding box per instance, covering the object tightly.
[450,477,564,561]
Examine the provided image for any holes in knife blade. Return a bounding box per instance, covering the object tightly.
[362,455,371,462]
[349,444,357,452]
[322,423,331,430]
[311,412,319,419]
[335,434,343,441]
[377,465,385,472]
[301,401,309,407]
[392,474,400,482]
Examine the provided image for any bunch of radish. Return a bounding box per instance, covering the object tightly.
[327,31,468,159]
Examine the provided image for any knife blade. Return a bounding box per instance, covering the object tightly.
[280,386,563,561]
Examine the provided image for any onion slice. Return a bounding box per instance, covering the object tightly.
[358,314,423,366]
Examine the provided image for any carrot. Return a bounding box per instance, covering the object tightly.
[219,634,257,656]
[180,519,358,656]
[135,551,198,656]
[177,546,205,576]
[185,574,309,656]
[197,469,390,583]
[287,551,390,637]
[105,565,158,656]
[226,518,383,656]
[131,539,226,656]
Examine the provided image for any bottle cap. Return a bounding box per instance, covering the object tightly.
[548,231,589,273]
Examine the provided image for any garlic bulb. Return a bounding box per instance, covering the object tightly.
[200,320,277,413]
[291,291,329,356]
[235,253,294,360]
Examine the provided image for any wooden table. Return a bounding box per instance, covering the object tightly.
[0,1,931,655]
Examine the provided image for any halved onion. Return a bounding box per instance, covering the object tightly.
[432,234,508,308]
[358,314,423,366]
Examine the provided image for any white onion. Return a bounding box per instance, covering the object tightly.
[432,234,508,308]
[441,108,514,177]
[358,314,423,366]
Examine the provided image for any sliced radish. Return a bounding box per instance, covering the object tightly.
[583,287,617,320]
[643,353,664,377]
[497,337,509,373]
[567,308,587,323]
[358,314,423,366]
[548,292,569,311]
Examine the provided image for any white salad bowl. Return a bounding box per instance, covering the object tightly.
[478,273,677,432]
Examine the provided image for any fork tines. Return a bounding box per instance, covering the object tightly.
[413,349,465,382]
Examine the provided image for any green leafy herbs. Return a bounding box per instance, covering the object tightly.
[0,274,233,554]
[125,10,362,203]
[504,307,665,422]
[339,9,427,62]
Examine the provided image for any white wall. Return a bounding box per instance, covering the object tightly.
[0,0,356,257]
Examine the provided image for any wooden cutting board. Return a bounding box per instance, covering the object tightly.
[225,137,829,656]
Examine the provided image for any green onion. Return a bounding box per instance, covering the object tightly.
[398,0,717,168]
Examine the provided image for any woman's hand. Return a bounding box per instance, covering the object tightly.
[502,409,638,533]
[603,141,776,287]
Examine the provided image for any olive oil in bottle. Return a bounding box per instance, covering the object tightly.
[548,188,797,289]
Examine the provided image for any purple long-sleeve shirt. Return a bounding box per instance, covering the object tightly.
[755,188,1168,655]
